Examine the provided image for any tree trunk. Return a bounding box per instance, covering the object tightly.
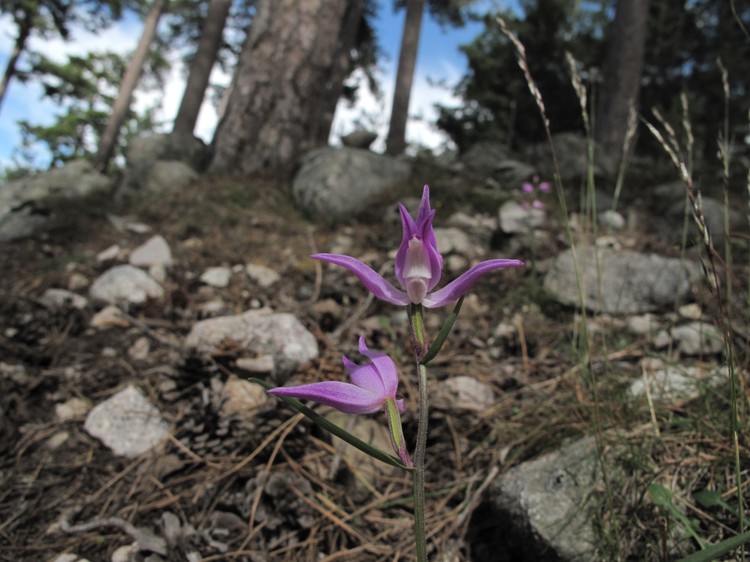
[0,10,32,118]
[313,0,366,144]
[595,0,649,171]
[385,0,425,156]
[172,0,232,136]
[94,0,167,171]
[210,0,349,174]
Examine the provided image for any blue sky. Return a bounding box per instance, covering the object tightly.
[0,1,518,172]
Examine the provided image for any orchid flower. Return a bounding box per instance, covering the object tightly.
[268,336,411,465]
[521,176,551,210]
[312,185,524,308]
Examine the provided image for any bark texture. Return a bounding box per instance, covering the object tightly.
[595,0,650,171]
[313,0,366,144]
[94,0,167,172]
[172,0,231,136]
[210,0,349,175]
[385,0,425,156]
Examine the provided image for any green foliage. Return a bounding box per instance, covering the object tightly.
[437,0,750,170]
[16,51,159,167]
[436,0,606,152]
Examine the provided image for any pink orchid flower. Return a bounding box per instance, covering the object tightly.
[312,185,524,308]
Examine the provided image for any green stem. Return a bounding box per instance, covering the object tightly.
[409,303,429,562]
[413,361,428,561]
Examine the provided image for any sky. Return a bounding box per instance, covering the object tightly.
[0,1,517,172]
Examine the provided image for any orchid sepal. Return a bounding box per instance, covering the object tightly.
[252,378,411,471]
[421,259,525,308]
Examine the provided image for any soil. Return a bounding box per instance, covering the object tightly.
[0,172,746,562]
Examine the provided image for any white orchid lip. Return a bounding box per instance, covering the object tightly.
[403,238,432,304]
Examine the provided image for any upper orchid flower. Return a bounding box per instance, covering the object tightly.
[312,185,524,308]
[268,336,411,465]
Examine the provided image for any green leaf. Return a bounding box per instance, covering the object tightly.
[420,295,465,365]
[676,530,750,562]
[649,483,673,506]
[694,489,735,514]
[249,378,411,472]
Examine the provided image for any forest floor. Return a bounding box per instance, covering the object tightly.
[1,163,749,562]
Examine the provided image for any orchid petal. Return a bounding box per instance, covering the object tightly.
[522,182,534,193]
[395,204,417,286]
[416,185,432,225]
[422,259,525,308]
[312,253,410,306]
[268,381,382,414]
[357,336,400,397]
[538,181,551,192]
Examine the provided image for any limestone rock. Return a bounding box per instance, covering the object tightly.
[341,129,378,149]
[84,385,168,457]
[129,235,173,268]
[41,288,88,310]
[499,200,546,234]
[89,265,164,305]
[478,437,598,561]
[0,160,111,242]
[200,266,232,288]
[543,245,700,314]
[670,321,723,355]
[185,310,318,381]
[292,147,411,220]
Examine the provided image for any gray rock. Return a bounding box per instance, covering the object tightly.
[629,364,726,402]
[435,376,495,412]
[185,310,318,381]
[341,130,378,149]
[493,159,537,189]
[481,436,598,561]
[200,266,232,288]
[41,288,89,310]
[543,245,699,314]
[434,227,477,256]
[291,147,411,220]
[662,196,746,248]
[0,205,51,242]
[129,235,173,268]
[126,133,209,177]
[89,265,164,305]
[499,200,546,233]
[670,321,723,355]
[0,160,111,242]
[142,160,198,194]
[84,385,168,457]
[460,142,511,177]
[526,132,615,183]
[245,263,281,288]
[599,209,625,230]
[120,133,206,196]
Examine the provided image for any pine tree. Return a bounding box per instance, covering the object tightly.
[210,0,350,174]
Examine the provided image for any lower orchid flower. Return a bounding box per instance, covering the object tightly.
[268,336,412,466]
[313,185,524,308]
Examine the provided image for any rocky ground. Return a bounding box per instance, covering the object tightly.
[1,160,749,562]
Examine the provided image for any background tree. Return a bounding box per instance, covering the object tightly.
[436,0,605,153]
[0,0,129,117]
[209,0,350,175]
[171,0,233,136]
[313,0,380,144]
[595,0,649,171]
[94,0,168,171]
[15,51,160,167]
[385,0,475,155]
[0,0,72,116]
